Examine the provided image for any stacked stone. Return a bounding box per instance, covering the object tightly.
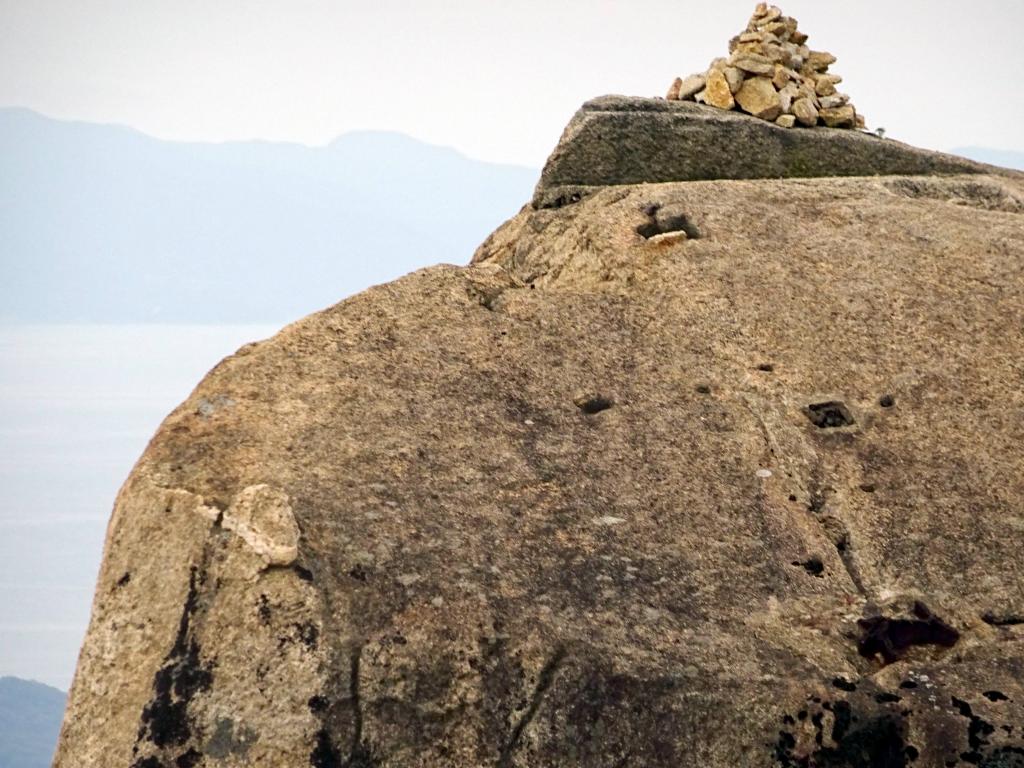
[666,3,865,130]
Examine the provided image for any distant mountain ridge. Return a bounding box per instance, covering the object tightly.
[0,676,65,768]
[0,108,537,324]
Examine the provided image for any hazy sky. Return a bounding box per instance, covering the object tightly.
[1,0,1022,166]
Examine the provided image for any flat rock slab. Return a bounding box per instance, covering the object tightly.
[533,95,1004,208]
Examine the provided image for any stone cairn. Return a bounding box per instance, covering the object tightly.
[666,3,865,130]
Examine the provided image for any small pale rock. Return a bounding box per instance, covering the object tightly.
[730,52,774,75]
[666,77,683,101]
[807,50,837,71]
[595,516,627,526]
[792,97,819,127]
[735,41,764,54]
[739,31,763,43]
[797,82,818,103]
[775,114,796,129]
[678,74,707,100]
[764,44,790,65]
[709,57,729,72]
[814,80,836,97]
[819,94,849,109]
[778,82,799,113]
[647,231,688,246]
[814,74,842,97]
[735,76,783,121]
[819,105,856,128]
[724,66,745,94]
[772,64,792,90]
[704,68,736,110]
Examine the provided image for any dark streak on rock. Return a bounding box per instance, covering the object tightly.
[498,647,566,768]
[345,647,378,767]
[310,728,341,768]
[131,566,214,766]
[833,528,869,597]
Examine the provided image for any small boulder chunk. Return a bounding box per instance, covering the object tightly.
[730,52,774,75]
[704,69,736,110]
[820,105,856,128]
[676,74,707,100]
[735,77,783,121]
[666,77,683,101]
[223,484,300,567]
[792,97,819,127]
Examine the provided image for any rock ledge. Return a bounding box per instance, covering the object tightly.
[533,96,1003,209]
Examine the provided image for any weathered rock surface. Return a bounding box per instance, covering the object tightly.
[532,96,1005,209]
[55,109,1024,767]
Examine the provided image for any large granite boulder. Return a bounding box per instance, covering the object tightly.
[532,96,1002,209]
[54,101,1024,767]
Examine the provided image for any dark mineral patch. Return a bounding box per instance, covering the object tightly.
[806,401,856,429]
[857,602,959,664]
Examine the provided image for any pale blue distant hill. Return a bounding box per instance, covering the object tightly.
[0,108,537,323]
[0,677,65,768]
[949,146,1024,171]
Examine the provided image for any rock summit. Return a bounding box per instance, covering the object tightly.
[53,77,1024,768]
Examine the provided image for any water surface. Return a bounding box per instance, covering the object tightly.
[0,324,278,689]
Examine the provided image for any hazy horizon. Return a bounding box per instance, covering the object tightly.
[5,104,1024,170]
[0,105,541,169]
[2,1,1022,166]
